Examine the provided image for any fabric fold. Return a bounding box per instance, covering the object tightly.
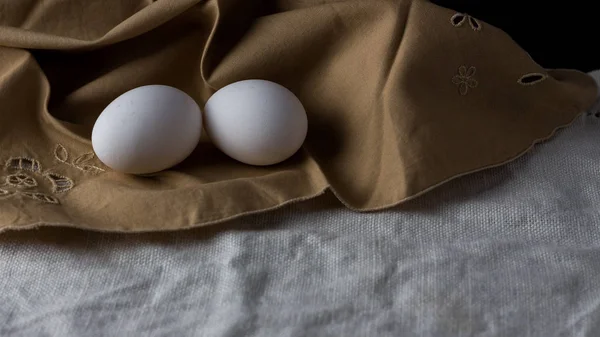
[0,0,596,232]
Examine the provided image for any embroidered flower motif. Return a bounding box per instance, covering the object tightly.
[452,66,478,96]
[0,157,74,204]
[451,13,482,31]
[6,173,37,188]
[0,144,103,205]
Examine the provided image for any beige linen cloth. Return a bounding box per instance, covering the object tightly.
[0,0,596,232]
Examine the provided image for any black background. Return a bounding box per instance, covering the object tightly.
[431,1,598,72]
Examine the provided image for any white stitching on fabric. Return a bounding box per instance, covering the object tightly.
[517,73,548,86]
[6,173,38,188]
[54,144,105,173]
[0,144,105,204]
[451,13,482,31]
[21,192,59,204]
[5,157,42,173]
[468,16,481,31]
[44,173,74,194]
[0,156,78,204]
[451,13,466,27]
[0,144,103,204]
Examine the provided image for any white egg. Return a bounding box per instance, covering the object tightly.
[92,85,202,174]
[204,80,308,166]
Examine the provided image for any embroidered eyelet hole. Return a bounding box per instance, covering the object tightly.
[451,13,466,27]
[468,16,481,31]
[54,144,69,163]
[22,192,59,204]
[44,173,73,193]
[6,173,37,188]
[6,157,42,173]
[518,73,548,85]
[451,13,481,31]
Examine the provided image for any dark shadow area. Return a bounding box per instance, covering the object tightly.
[431,1,600,72]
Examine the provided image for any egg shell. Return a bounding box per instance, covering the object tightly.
[92,85,202,174]
[203,80,308,166]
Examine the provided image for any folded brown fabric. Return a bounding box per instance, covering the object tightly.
[0,0,595,232]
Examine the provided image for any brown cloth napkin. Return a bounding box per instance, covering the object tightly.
[0,0,596,232]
